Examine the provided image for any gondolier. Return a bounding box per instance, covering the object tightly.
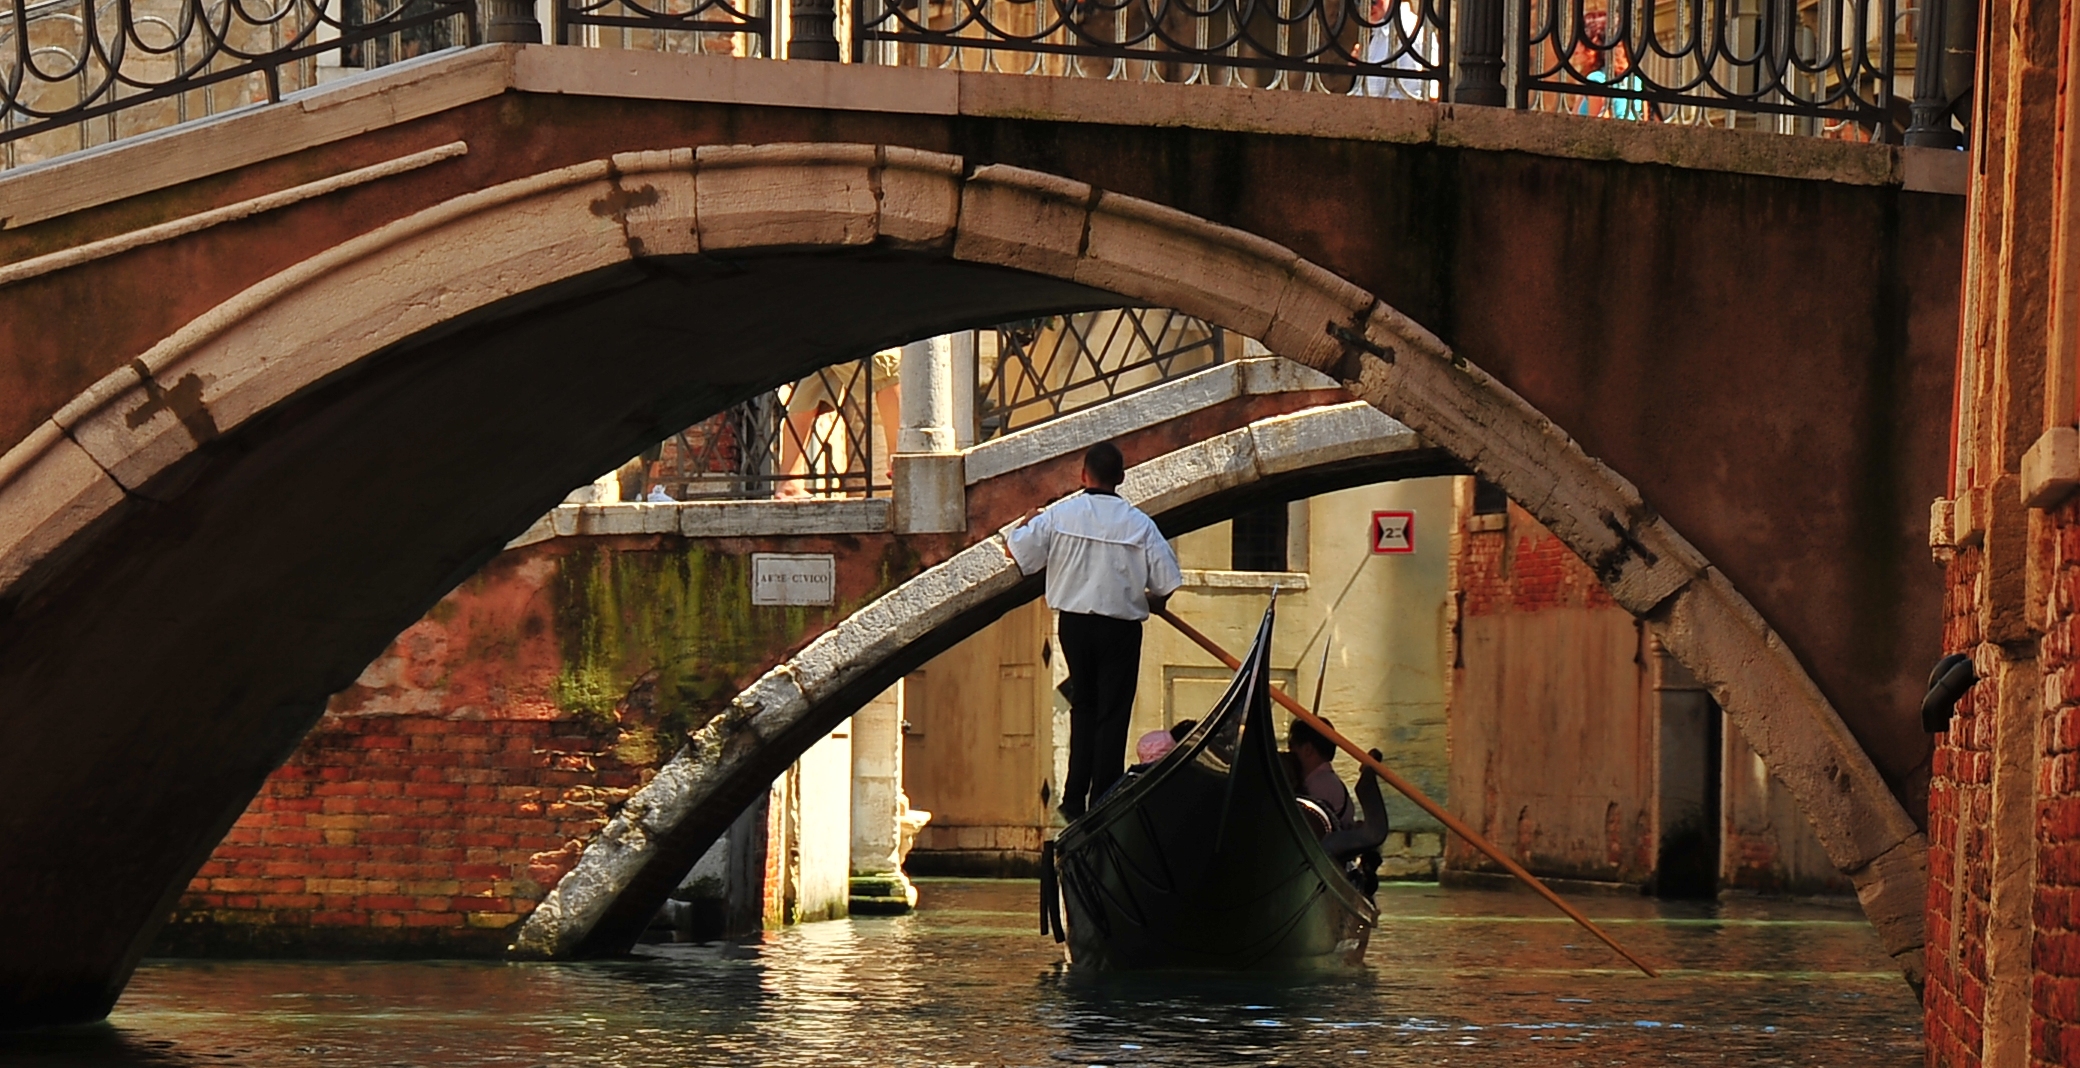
[1008,442,1183,821]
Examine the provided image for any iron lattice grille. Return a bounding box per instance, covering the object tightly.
[644,309,1230,500]
[1515,0,1895,136]
[554,0,767,53]
[649,356,893,500]
[0,0,470,165]
[853,0,1448,95]
[976,307,1230,441]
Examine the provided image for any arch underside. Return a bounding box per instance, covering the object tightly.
[0,143,1926,1025]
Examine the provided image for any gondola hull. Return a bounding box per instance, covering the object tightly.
[1046,607,1376,971]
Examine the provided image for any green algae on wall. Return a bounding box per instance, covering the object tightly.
[547,538,919,751]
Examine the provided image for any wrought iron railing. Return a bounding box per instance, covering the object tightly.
[974,307,1231,440]
[1,0,471,166]
[1512,0,1897,138]
[640,308,1234,500]
[550,0,767,53]
[0,0,1975,171]
[645,354,894,500]
[853,0,1448,96]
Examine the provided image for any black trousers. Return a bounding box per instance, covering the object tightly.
[1057,611,1144,817]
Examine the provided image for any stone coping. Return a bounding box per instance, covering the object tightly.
[0,43,1958,237]
[1177,569,1310,589]
[962,358,1340,485]
[505,497,892,548]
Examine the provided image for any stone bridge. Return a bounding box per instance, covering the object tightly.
[0,42,1964,1024]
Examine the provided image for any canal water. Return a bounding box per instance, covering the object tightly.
[5,880,1923,1067]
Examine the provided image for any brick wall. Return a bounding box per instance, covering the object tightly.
[161,707,648,955]
[1926,542,1987,1066]
[1457,507,1620,619]
[157,532,894,956]
[2036,502,2080,1067]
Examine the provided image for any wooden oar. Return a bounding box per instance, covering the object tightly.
[1153,605,1661,979]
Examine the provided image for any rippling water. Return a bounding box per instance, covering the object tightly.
[4,880,1923,1066]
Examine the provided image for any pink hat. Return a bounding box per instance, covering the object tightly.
[1137,730,1177,765]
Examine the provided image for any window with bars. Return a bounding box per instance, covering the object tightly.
[1230,504,1290,572]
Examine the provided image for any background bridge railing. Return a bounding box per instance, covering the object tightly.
[1,0,1974,172]
[851,0,1449,96]
[1511,0,1895,139]
[638,307,1240,501]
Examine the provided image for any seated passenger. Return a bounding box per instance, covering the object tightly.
[1288,717,1354,832]
[1322,749,1390,862]
[1127,729,1176,773]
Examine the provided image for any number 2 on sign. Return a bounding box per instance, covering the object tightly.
[1372,511,1415,554]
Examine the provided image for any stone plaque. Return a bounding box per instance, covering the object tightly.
[751,553,837,606]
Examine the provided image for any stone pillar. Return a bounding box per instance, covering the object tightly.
[898,338,954,454]
[850,683,925,911]
[893,336,967,534]
[794,728,854,922]
[949,331,978,449]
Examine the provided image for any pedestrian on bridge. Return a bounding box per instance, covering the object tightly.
[1008,442,1183,821]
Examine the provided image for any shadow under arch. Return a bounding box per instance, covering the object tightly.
[0,143,1925,1027]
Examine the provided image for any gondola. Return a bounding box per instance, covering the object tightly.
[1040,602,1378,971]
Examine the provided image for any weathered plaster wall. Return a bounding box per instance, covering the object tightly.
[1448,499,1655,884]
[1450,496,1857,893]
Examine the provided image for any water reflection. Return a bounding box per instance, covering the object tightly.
[0,881,1922,1066]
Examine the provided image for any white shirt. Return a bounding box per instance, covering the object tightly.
[1006,491,1183,621]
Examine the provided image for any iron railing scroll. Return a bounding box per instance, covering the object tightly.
[1509,0,1899,139]
[551,0,765,52]
[1,0,472,165]
[853,0,1449,97]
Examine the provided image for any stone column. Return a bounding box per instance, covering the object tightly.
[949,331,978,449]
[850,683,923,911]
[893,336,967,533]
[898,338,955,454]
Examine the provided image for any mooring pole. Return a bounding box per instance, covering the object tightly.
[1154,605,1661,979]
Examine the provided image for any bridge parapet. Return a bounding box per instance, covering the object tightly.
[0,0,1967,176]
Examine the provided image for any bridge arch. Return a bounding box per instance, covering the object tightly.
[0,142,1924,1025]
